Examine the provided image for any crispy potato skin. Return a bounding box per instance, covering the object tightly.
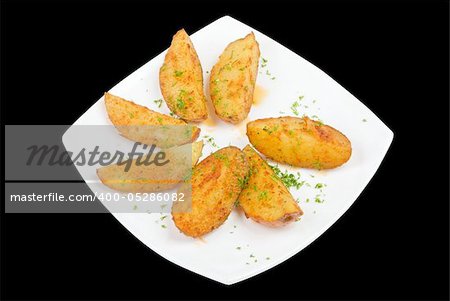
[104,92,200,147]
[238,145,302,226]
[172,147,249,238]
[247,116,352,169]
[210,32,260,124]
[159,29,208,122]
[97,141,203,192]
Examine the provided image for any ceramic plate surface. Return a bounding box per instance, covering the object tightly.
[63,16,393,285]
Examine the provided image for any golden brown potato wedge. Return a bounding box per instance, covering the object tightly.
[97,141,203,192]
[247,116,352,169]
[172,146,249,237]
[237,145,303,226]
[210,32,260,124]
[159,29,208,122]
[104,92,200,147]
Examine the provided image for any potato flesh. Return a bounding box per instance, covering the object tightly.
[238,145,302,226]
[247,116,352,169]
[159,29,207,122]
[210,32,260,124]
[97,141,204,193]
[172,147,249,237]
[104,92,200,147]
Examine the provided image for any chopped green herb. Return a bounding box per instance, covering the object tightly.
[290,101,300,116]
[153,99,163,108]
[258,190,268,200]
[270,165,305,190]
[129,112,135,119]
[214,152,230,166]
[161,224,167,228]
[203,135,219,148]
[176,98,186,110]
[237,173,250,189]
[212,87,220,96]
[174,70,184,77]
[362,118,367,122]
[312,161,323,170]
[314,195,325,203]
[236,247,241,250]
[261,57,268,68]
[262,125,279,134]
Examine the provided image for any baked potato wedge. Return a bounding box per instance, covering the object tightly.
[247,116,352,169]
[104,92,200,147]
[172,146,249,237]
[238,145,303,226]
[97,141,203,192]
[210,32,260,124]
[159,29,208,122]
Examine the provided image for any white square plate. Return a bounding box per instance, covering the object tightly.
[63,16,393,285]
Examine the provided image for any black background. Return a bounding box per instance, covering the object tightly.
[1,0,449,300]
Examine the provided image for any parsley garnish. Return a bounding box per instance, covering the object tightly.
[153,99,163,108]
[270,165,305,190]
[261,57,268,68]
[203,135,219,148]
[258,190,268,200]
[176,98,185,110]
[290,101,300,116]
[174,70,184,77]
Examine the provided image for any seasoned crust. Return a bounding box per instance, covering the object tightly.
[238,145,302,226]
[159,29,208,122]
[247,116,352,169]
[172,146,249,237]
[104,92,200,147]
[210,32,260,124]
